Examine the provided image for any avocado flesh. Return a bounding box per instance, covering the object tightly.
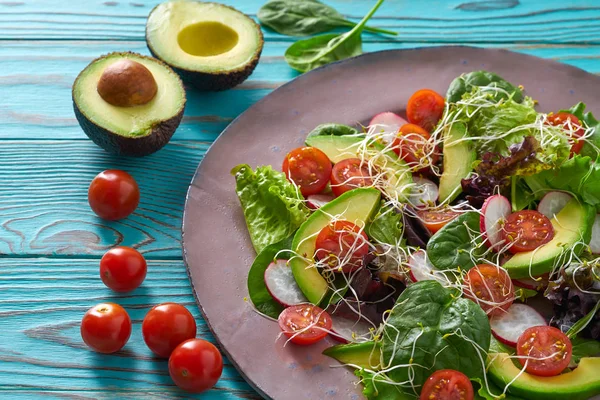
[488,353,600,400]
[305,135,413,201]
[290,188,381,305]
[73,52,185,156]
[438,122,475,203]
[323,341,381,370]
[503,198,594,278]
[146,1,263,91]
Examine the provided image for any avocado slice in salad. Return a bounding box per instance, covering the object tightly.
[290,187,381,305]
[322,341,381,369]
[438,122,475,203]
[503,198,594,278]
[488,353,600,400]
[305,134,413,201]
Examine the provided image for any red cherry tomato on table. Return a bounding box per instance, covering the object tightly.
[81,303,131,354]
[393,124,440,171]
[415,209,460,234]
[88,170,140,221]
[516,326,572,377]
[330,158,374,197]
[278,304,332,345]
[407,89,445,132]
[547,112,585,155]
[314,220,369,273]
[282,147,332,197]
[169,338,223,393]
[502,210,554,254]
[100,246,147,292]
[463,264,514,317]
[142,303,197,358]
[419,369,474,400]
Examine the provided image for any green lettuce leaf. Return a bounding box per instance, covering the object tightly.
[232,164,310,253]
[571,337,600,364]
[366,205,404,246]
[562,102,600,159]
[446,70,523,103]
[355,369,415,399]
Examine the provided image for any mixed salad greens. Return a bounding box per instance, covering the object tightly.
[233,70,600,399]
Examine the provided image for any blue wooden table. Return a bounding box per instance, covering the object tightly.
[0,0,598,398]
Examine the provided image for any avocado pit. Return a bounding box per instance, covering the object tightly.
[97,59,158,107]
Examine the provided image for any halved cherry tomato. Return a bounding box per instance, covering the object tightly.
[282,147,332,197]
[80,303,131,354]
[100,246,147,293]
[547,112,585,155]
[168,338,223,393]
[463,264,514,317]
[502,210,554,254]
[393,124,440,172]
[516,326,572,377]
[416,208,460,233]
[330,158,374,197]
[314,220,369,273]
[419,369,474,400]
[278,304,332,345]
[407,89,445,132]
[88,170,140,221]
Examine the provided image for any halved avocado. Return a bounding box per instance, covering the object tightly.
[323,341,381,369]
[72,52,186,156]
[146,1,264,91]
[438,122,475,204]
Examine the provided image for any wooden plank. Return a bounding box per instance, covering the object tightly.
[1,40,599,141]
[0,0,599,43]
[0,140,210,258]
[0,258,258,398]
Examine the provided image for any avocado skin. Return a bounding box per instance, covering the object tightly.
[145,3,264,91]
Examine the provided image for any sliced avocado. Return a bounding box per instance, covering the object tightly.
[438,122,475,203]
[290,188,380,305]
[488,353,600,400]
[503,198,594,278]
[323,341,381,369]
[72,52,186,156]
[305,135,413,201]
[146,1,264,91]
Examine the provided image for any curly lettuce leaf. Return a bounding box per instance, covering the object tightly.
[447,70,523,103]
[356,369,415,399]
[562,102,600,159]
[232,164,309,253]
[366,205,404,246]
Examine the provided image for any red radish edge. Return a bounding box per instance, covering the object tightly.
[480,195,511,251]
[408,177,439,208]
[264,259,308,307]
[490,303,547,347]
[307,193,335,210]
[512,274,548,291]
[368,112,407,143]
[590,214,600,254]
[537,191,573,219]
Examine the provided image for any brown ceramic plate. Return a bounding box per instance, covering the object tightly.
[182,46,600,399]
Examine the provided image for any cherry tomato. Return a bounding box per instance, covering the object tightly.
[81,303,131,354]
[100,246,147,292]
[416,209,460,233]
[278,304,332,345]
[393,124,440,171]
[407,89,445,132]
[547,112,585,155]
[463,264,514,317]
[502,210,554,254]
[282,147,332,197]
[169,338,223,393]
[330,158,374,197]
[88,170,140,221]
[314,220,369,273]
[516,326,572,377]
[142,303,197,358]
[419,369,474,400]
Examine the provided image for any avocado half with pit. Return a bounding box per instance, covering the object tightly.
[146,1,264,91]
[72,52,186,156]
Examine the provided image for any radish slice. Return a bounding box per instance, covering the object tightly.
[490,303,547,347]
[407,250,444,282]
[480,195,511,250]
[368,112,407,143]
[330,314,373,344]
[590,215,600,254]
[408,177,439,208]
[264,259,308,307]
[538,192,572,219]
[306,193,335,210]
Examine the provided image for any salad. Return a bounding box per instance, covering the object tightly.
[232,70,600,400]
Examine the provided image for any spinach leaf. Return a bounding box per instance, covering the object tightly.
[562,102,600,159]
[447,70,523,103]
[511,176,536,211]
[366,205,404,246]
[306,123,359,138]
[285,0,385,73]
[571,337,600,364]
[426,212,485,271]
[232,164,309,253]
[258,0,396,37]
[567,299,600,339]
[356,369,415,399]
[381,281,491,389]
